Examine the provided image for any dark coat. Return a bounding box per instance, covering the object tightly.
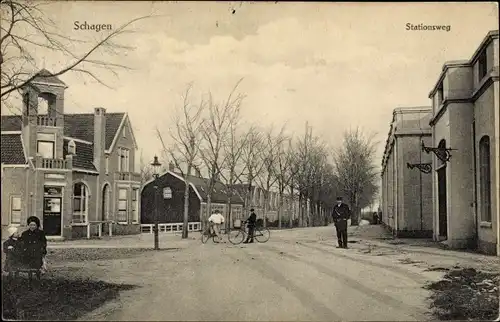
[20,229,47,269]
[247,212,257,227]
[332,203,351,223]
[3,237,23,271]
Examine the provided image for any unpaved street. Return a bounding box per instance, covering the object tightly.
[66,227,474,321]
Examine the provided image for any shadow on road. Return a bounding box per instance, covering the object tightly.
[2,275,138,320]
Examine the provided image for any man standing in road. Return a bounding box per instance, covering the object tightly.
[332,197,351,248]
[208,211,225,243]
[243,208,257,244]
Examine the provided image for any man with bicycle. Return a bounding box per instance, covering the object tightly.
[208,210,225,243]
[243,208,257,244]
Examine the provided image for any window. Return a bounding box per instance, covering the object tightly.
[10,196,21,224]
[37,96,49,115]
[479,136,491,222]
[117,188,128,223]
[436,85,443,107]
[478,50,487,81]
[37,133,55,159]
[105,156,109,174]
[72,182,88,223]
[118,148,130,172]
[211,204,225,216]
[123,126,127,138]
[231,205,243,220]
[68,140,76,155]
[132,188,139,223]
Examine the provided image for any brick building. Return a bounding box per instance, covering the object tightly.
[232,184,300,227]
[427,30,499,255]
[381,107,433,237]
[1,70,141,239]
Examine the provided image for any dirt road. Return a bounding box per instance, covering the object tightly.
[73,227,452,321]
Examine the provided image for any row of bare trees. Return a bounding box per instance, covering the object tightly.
[155,81,380,238]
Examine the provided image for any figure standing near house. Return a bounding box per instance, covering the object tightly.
[3,226,22,277]
[21,216,47,272]
[243,209,257,244]
[208,211,225,243]
[332,197,351,249]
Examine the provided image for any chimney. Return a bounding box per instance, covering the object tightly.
[93,107,106,170]
[168,161,175,172]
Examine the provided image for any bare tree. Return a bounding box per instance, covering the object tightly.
[1,0,154,111]
[158,84,205,238]
[333,127,379,226]
[216,122,252,232]
[291,123,333,227]
[274,137,299,229]
[197,79,245,225]
[239,127,265,216]
[139,149,154,184]
[255,125,287,227]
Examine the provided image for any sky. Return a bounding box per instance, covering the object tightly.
[2,1,499,172]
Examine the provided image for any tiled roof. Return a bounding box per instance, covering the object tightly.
[63,139,97,172]
[1,113,125,149]
[1,134,26,164]
[32,69,67,86]
[63,113,125,149]
[1,115,22,131]
[174,172,244,204]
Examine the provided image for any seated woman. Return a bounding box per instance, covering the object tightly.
[21,216,47,273]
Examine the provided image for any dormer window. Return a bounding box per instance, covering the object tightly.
[68,140,76,155]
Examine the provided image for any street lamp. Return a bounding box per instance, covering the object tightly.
[151,155,162,250]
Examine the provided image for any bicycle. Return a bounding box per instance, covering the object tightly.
[200,225,225,244]
[228,220,270,245]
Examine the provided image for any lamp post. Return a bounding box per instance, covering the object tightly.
[151,155,162,250]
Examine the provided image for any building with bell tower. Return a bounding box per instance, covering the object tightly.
[2,69,142,240]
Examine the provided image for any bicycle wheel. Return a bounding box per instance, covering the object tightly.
[254,227,270,243]
[228,229,246,245]
[201,231,210,244]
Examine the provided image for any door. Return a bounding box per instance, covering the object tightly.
[437,167,448,238]
[43,186,63,236]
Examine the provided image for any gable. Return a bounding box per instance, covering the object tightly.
[1,134,26,164]
[107,114,137,152]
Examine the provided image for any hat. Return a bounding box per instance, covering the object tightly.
[27,215,41,228]
[7,226,18,236]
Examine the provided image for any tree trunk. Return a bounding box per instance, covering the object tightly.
[278,190,284,229]
[226,197,232,233]
[206,195,212,227]
[289,186,294,228]
[263,191,268,228]
[182,166,191,239]
[350,192,359,226]
[298,193,303,227]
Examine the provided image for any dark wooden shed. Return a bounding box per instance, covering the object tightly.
[140,172,201,224]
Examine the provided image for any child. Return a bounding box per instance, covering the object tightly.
[3,226,22,276]
[21,216,47,272]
